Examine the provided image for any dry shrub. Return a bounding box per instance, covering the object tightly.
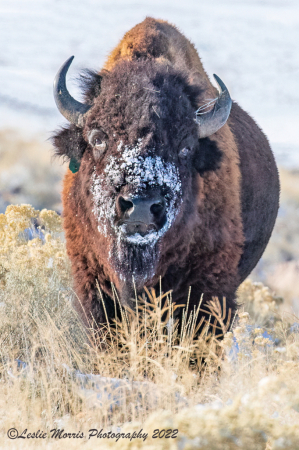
[237,279,283,327]
[1,205,299,449]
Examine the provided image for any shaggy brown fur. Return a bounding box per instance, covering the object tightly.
[54,18,279,331]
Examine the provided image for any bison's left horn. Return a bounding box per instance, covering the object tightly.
[54,56,91,127]
[195,74,232,138]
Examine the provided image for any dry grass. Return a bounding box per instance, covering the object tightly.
[1,205,299,449]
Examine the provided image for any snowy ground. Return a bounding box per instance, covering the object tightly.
[0,0,299,167]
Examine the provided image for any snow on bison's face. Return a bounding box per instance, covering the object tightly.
[54,57,231,287]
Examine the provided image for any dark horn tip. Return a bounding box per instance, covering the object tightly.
[213,74,228,94]
[64,55,75,70]
[54,56,75,87]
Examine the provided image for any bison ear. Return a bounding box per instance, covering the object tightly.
[193,138,223,174]
[52,124,87,163]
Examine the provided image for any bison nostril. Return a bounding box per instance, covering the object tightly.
[150,202,164,217]
[118,196,134,215]
[117,195,166,227]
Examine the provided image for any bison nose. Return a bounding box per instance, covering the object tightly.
[117,195,166,230]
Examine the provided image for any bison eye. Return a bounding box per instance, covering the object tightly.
[94,138,107,150]
[88,130,107,160]
[179,147,190,158]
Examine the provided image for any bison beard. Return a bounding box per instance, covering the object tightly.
[52,17,279,335]
[112,240,158,287]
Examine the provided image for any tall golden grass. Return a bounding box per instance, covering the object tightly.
[1,205,299,449]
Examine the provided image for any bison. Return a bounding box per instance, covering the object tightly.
[52,18,279,332]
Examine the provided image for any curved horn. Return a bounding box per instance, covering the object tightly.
[195,74,232,138]
[53,56,91,127]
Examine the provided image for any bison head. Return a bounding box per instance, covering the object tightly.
[53,56,231,297]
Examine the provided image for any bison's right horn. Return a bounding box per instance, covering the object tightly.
[195,74,232,138]
[53,56,91,127]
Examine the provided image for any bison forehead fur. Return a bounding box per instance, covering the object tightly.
[52,17,279,330]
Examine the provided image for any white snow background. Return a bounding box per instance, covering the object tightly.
[0,0,298,167]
